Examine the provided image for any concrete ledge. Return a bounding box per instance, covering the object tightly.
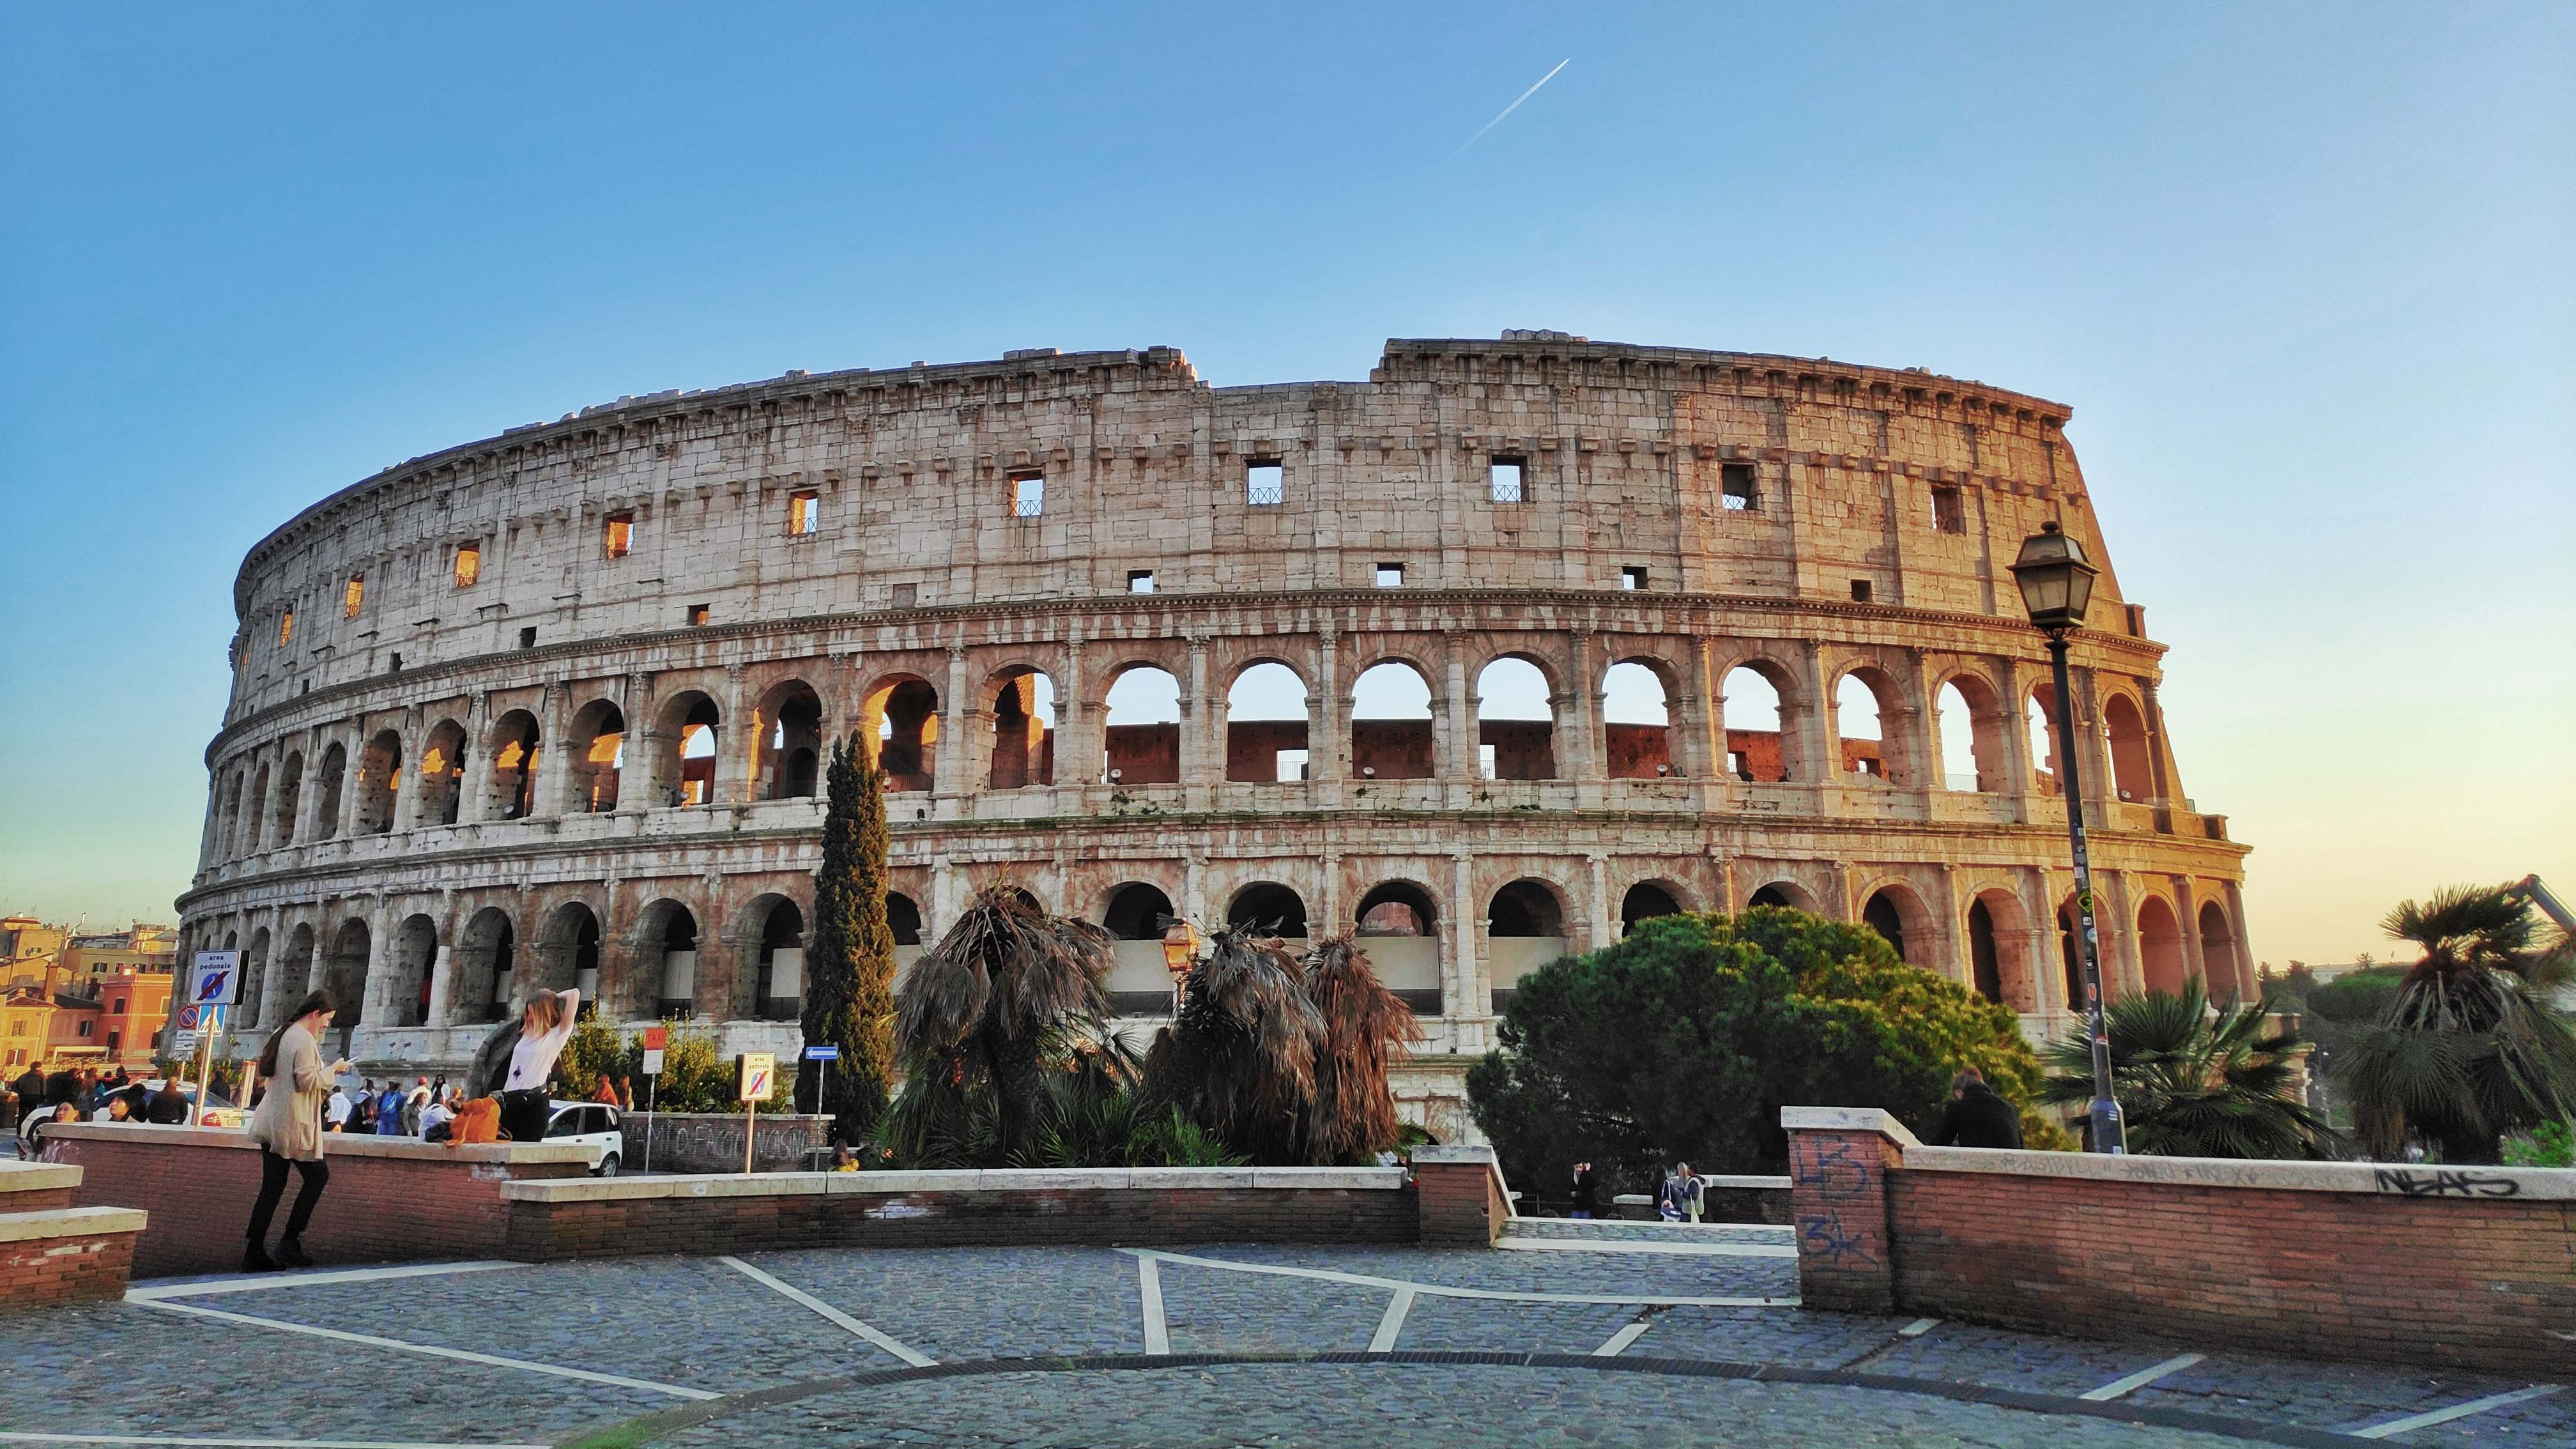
[0,1162,82,1195]
[1779,1106,1922,1147]
[503,1165,1411,1203]
[42,1121,599,1167]
[0,1206,146,1244]
[1905,1146,2576,1200]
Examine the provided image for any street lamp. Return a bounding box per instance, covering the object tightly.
[2009,520,2127,1155]
[1160,917,1202,1013]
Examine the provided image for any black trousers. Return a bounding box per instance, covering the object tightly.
[498,1088,551,1144]
[247,1149,329,1244]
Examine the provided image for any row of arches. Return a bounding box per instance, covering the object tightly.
[212,643,2170,863]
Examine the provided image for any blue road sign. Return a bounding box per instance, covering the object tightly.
[803,1044,841,1061]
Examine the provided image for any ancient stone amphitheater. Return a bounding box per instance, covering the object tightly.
[180,334,2251,1131]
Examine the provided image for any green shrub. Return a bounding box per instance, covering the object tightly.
[2503,1119,2574,1168]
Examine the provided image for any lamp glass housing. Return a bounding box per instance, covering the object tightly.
[2010,521,2099,631]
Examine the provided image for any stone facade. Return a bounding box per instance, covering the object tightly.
[174,334,2252,1128]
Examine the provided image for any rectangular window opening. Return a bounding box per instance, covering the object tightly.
[1931,484,1965,533]
[453,545,481,589]
[1489,456,1526,504]
[343,576,365,617]
[518,625,538,650]
[276,610,294,648]
[786,491,819,537]
[1010,472,1045,518]
[1850,579,1874,603]
[1721,463,1758,512]
[604,512,634,557]
[686,604,710,627]
[1246,460,1284,507]
[1127,570,1156,594]
[388,653,402,674]
[1275,747,1309,782]
[1621,565,1648,591]
[1374,562,1404,588]
[890,583,918,609]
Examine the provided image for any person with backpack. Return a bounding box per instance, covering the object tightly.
[374,1080,404,1135]
[1932,1066,2025,1149]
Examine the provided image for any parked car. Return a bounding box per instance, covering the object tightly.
[545,1100,623,1176]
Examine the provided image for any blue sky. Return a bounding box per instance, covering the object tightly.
[3,4,2568,963]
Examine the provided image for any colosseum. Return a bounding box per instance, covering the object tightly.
[178,332,2253,1133]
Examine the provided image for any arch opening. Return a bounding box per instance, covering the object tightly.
[1475,656,1556,781]
[356,730,403,834]
[2105,694,2154,804]
[1350,661,1434,781]
[1722,665,1789,782]
[487,712,541,820]
[1862,887,1928,967]
[756,683,824,801]
[240,926,272,1032]
[1835,670,1892,783]
[1356,881,1441,1014]
[392,914,438,1028]
[1225,661,1309,783]
[2028,685,2064,796]
[988,670,1057,789]
[312,743,346,840]
[1604,661,1675,779]
[650,694,720,807]
[1487,879,1568,1013]
[868,678,939,793]
[452,907,516,1025]
[2058,899,2087,1009]
[2139,896,2186,996]
[417,721,466,825]
[247,764,272,853]
[1100,882,1179,1015]
[272,752,303,846]
[756,898,806,1020]
[2199,900,2238,998]
[1936,676,2005,793]
[1226,882,1308,939]
[1622,882,1683,934]
[1102,665,1182,785]
[323,918,369,1053]
[645,903,701,1018]
[567,700,625,813]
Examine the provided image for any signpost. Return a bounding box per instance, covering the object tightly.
[640,1025,667,1174]
[735,1051,775,1175]
[802,1043,838,1116]
[181,952,243,1128]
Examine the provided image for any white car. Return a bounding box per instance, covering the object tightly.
[544,1100,625,1176]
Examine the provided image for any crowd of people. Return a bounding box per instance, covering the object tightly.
[6,1063,197,1141]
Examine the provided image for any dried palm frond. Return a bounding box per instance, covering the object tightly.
[1144,926,1325,1163]
[1304,934,1422,1163]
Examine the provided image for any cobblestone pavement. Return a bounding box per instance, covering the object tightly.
[0,1243,2561,1447]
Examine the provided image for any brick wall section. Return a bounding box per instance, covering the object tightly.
[45,1125,591,1280]
[1889,1171,2576,1378]
[1783,1107,2576,1378]
[505,1184,1416,1260]
[0,1188,70,1214]
[622,1112,832,1175]
[1786,1125,1905,1313]
[0,1223,137,1311]
[1414,1145,1511,1246]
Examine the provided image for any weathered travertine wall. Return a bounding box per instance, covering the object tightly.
[176,334,2252,1125]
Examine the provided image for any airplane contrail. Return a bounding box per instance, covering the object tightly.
[1459,57,1570,151]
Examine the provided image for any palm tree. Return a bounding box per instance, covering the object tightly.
[1141,926,1325,1163]
[2339,884,2576,1163]
[1303,935,1422,1164]
[2041,977,2336,1159]
[885,888,1121,1163]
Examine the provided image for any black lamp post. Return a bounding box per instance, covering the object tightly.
[2009,520,2127,1154]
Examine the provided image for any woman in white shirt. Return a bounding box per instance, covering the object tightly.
[496,988,579,1144]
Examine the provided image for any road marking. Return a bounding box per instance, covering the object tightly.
[134,1299,716,1400]
[1367,1287,1415,1353]
[1592,1320,1654,1357]
[1495,1238,1797,1259]
[1122,1248,1796,1308]
[2350,1384,2564,1439]
[0,1438,548,1448]
[1137,1252,1170,1355]
[718,1256,936,1368]
[126,1261,530,1301]
[1898,1318,1942,1337]
[0,1423,548,1433]
[2078,1352,2205,1400]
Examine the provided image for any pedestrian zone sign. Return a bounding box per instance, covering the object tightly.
[804,1044,839,1061]
[737,1051,776,1103]
[187,952,241,1007]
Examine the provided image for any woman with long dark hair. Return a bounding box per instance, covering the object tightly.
[241,990,351,1271]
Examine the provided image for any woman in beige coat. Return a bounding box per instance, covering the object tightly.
[241,990,351,1271]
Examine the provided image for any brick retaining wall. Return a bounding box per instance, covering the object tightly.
[503,1167,1419,1259]
[0,1159,143,1310]
[1784,1107,2576,1377]
[43,1123,595,1279]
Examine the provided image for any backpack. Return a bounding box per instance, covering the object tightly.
[446,1097,502,1146]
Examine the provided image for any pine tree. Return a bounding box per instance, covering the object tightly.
[800,731,896,1144]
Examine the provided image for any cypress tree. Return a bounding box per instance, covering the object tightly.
[800,730,896,1144]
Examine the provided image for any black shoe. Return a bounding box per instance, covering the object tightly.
[241,1243,280,1273]
[275,1237,312,1269]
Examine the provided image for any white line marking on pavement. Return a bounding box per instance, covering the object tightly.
[133,1299,717,1400]
[1137,1252,1170,1355]
[2350,1384,2564,1439]
[1367,1288,1415,1353]
[718,1256,937,1368]
[1592,1320,1654,1357]
[126,1262,530,1301]
[2078,1352,2205,1400]
[0,1436,548,1447]
[1898,1318,1942,1338]
[0,1423,548,1433]
[1122,1248,1797,1308]
[1495,1238,1797,1259]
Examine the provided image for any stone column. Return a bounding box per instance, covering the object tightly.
[1784,1107,1912,1314]
[1313,626,1345,790]
[1674,637,1719,783]
[1782,641,1832,789]
[459,694,496,825]
[1565,629,1601,798]
[1440,630,1473,801]
[712,665,751,806]
[1993,656,2035,822]
[2171,875,2209,995]
[615,673,654,814]
[2223,878,2260,1000]
[361,899,397,1028]
[1180,636,1214,809]
[389,707,425,831]
[932,648,969,817]
[2104,871,2147,999]
[1586,853,1614,950]
[1450,850,1480,1035]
